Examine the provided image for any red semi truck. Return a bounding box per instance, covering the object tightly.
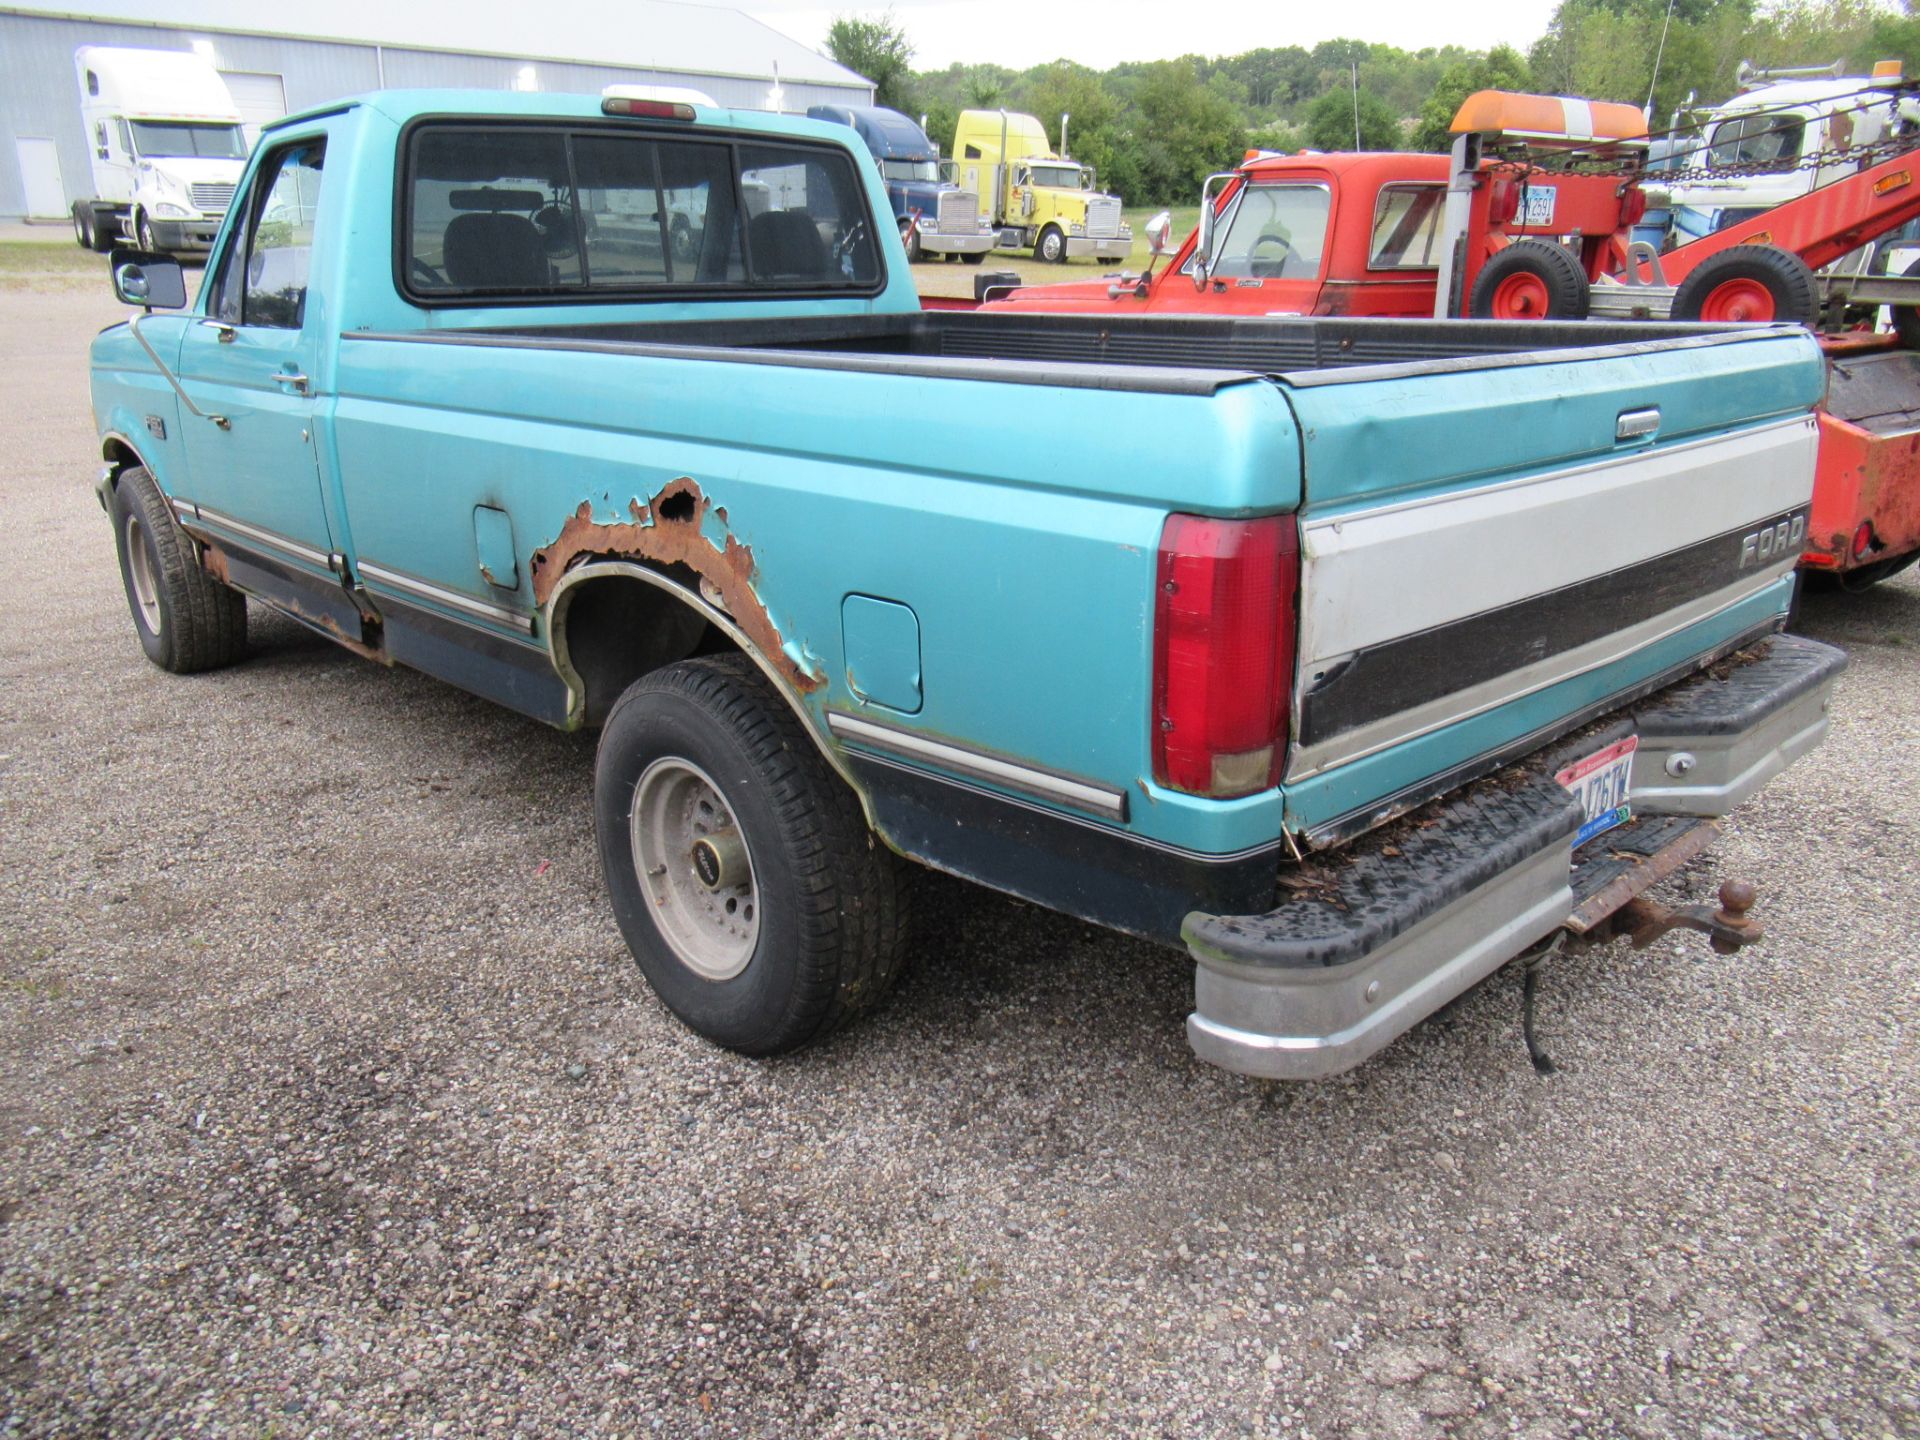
[982,89,1920,588]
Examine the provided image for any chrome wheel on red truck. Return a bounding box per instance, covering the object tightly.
[594,654,909,1056]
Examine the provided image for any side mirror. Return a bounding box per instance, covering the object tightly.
[1191,172,1238,292]
[1145,210,1174,255]
[109,248,186,310]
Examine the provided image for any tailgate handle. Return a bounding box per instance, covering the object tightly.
[1616,407,1661,443]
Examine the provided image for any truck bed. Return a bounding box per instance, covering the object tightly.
[394,311,1778,393]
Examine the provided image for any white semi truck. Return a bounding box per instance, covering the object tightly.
[70,47,249,256]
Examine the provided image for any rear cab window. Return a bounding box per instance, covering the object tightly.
[401,121,883,303]
[1368,185,1445,270]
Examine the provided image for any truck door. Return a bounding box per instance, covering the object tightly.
[174,133,340,597]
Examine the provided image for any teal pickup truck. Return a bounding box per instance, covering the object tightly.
[90,90,1846,1078]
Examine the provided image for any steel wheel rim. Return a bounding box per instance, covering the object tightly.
[123,513,161,637]
[630,757,759,981]
[1492,271,1550,318]
[1699,278,1775,322]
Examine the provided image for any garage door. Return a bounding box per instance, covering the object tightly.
[221,71,287,149]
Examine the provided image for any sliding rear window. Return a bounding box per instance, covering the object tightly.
[401,122,883,304]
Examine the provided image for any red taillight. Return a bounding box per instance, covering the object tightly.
[1152,513,1299,798]
[601,98,697,120]
[1487,178,1521,226]
[1619,184,1648,227]
[1853,520,1876,558]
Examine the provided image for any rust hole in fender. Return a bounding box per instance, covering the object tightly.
[531,477,821,693]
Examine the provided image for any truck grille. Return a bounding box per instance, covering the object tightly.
[1086,196,1122,238]
[935,190,979,233]
[190,183,235,214]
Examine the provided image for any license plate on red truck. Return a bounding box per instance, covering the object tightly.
[1556,736,1638,846]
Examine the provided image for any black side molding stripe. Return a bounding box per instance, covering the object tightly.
[1299,507,1809,748]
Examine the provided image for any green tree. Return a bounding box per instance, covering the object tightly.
[1409,44,1534,151]
[824,12,916,112]
[1127,61,1250,203]
[1304,86,1402,150]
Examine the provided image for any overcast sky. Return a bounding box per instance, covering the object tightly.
[743,0,1565,73]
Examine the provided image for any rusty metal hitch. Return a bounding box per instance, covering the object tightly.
[1613,880,1762,955]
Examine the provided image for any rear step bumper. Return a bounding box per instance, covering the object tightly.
[1182,635,1848,1080]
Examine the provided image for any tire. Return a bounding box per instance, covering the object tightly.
[136,210,157,254]
[594,654,909,1056]
[1670,244,1817,325]
[961,251,986,265]
[1469,240,1591,319]
[1036,224,1068,264]
[903,223,922,264]
[90,208,117,253]
[1892,258,1920,350]
[110,466,248,674]
[72,204,92,251]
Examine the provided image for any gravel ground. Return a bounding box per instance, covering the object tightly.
[1,282,1916,1440]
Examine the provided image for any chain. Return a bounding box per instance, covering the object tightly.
[1478,82,1920,184]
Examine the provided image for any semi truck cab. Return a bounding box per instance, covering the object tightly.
[71,46,248,256]
[805,104,994,262]
[948,109,1129,263]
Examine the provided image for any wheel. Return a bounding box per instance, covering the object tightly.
[110,466,247,674]
[961,251,986,265]
[1036,225,1068,264]
[903,222,922,264]
[1838,549,1920,592]
[72,204,92,251]
[1670,244,1817,325]
[1469,240,1592,319]
[594,654,909,1056]
[1892,258,1920,349]
[670,215,696,264]
[135,210,157,254]
[90,209,117,253]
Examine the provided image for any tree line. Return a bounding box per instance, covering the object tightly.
[825,0,1920,206]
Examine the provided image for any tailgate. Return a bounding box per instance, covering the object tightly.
[1274,328,1825,842]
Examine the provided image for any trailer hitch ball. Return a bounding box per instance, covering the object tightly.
[1615,879,1763,954]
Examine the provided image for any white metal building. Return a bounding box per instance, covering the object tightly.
[0,0,873,219]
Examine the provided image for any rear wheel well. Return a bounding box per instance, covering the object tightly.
[551,568,736,727]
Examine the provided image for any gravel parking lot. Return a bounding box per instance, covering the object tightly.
[1,264,1916,1440]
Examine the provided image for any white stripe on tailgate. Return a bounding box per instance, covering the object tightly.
[1297,414,1815,664]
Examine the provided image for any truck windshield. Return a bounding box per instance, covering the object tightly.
[880,159,939,183]
[1029,165,1085,189]
[129,122,248,160]
[1206,183,1331,281]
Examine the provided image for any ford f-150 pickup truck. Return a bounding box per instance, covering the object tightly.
[89,89,1846,1079]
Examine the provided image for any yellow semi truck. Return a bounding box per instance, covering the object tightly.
[945,109,1130,263]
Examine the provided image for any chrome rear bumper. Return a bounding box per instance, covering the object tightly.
[1183,635,1846,1080]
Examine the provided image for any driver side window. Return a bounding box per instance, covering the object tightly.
[209,138,327,328]
[1206,184,1332,281]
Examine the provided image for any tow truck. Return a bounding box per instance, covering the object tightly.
[981,87,1920,588]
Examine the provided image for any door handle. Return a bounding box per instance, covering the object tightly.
[274,370,309,395]
[198,318,235,343]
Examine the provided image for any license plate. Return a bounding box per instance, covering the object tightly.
[1555,735,1637,846]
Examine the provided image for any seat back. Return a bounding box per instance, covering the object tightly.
[443,212,549,288]
[748,210,829,280]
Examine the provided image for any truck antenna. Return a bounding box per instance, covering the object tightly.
[1352,62,1362,150]
[1646,0,1678,121]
